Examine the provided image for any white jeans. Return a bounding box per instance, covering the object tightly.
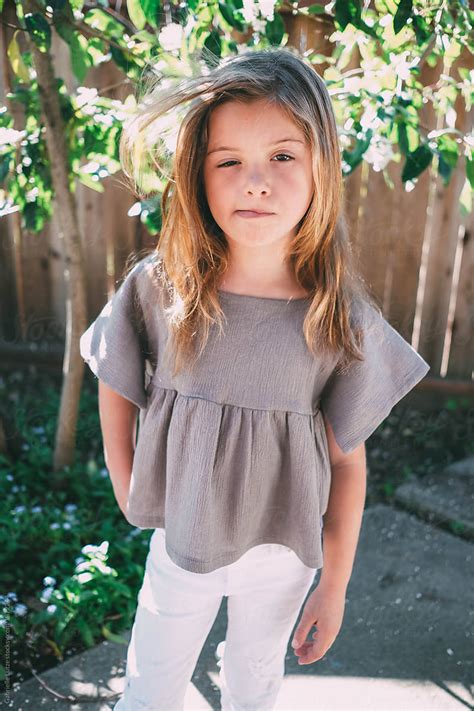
[114,528,318,711]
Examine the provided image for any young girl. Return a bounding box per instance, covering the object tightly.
[80,47,430,710]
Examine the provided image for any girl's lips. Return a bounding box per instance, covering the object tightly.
[236,210,274,218]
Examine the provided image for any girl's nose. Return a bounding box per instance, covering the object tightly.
[244,172,271,194]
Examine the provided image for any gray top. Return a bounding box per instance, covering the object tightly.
[80,253,430,574]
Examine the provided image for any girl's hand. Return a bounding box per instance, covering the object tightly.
[290,583,346,665]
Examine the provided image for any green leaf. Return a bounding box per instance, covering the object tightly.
[459,177,472,216]
[102,624,129,645]
[436,136,458,185]
[342,130,373,171]
[49,0,67,10]
[7,31,30,83]
[141,0,161,28]
[110,45,142,80]
[69,32,91,83]
[77,173,105,192]
[438,153,453,184]
[265,12,285,45]
[411,14,432,44]
[54,16,75,43]
[402,144,433,182]
[84,9,129,39]
[76,618,95,647]
[218,1,244,32]
[466,154,474,189]
[52,0,76,43]
[393,0,412,35]
[334,0,377,38]
[335,0,361,30]
[397,121,409,155]
[307,4,327,14]
[127,0,147,30]
[0,154,13,183]
[24,13,52,53]
[203,28,222,59]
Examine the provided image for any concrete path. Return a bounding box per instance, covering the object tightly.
[4,458,474,711]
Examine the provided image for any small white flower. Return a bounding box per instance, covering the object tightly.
[31,506,42,513]
[6,473,14,482]
[0,127,26,146]
[76,86,99,109]
[81,544,97,555]
[50,522,61,530]
[77,572,93,584]
[14,603,28,617]
[65,504,77,514]
[42,576,56,587]
[13,505,26,514]
[252,18,266,32]
[75,561,90,573]
[363,137,394,172]
[47,604,57,614]
[242,0,258,23]
[257,0,275,19]
[62,522,72,530]
[40,587,54,603]
[158,23,183,52]
[6,591,18,601]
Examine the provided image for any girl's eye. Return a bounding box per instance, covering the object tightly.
[274,154,294,162]
[217,154,294,168]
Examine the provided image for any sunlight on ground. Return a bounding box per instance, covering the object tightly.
[186,671,471,710]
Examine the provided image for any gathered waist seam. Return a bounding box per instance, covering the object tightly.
[146,381,321,417]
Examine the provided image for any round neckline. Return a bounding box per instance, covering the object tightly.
[218,289,310,303]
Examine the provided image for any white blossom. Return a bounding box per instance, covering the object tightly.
[158,23,183,52]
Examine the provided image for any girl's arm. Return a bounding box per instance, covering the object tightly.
[291,417,366,664]
[98,380,139,515]
[318,416,367,592]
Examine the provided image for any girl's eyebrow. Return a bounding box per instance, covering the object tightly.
[206,138,304,155]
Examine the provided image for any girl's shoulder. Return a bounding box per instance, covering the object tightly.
[124,250,173,309]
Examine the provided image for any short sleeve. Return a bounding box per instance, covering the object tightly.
[79,262,149,409]
[320,302,430,454]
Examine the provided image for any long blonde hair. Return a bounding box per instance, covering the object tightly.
[120,46,379,377]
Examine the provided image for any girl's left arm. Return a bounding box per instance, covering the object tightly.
[290,415,366,665]
[318,414,367,592]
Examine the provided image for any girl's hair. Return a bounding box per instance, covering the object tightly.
[120,46,379,377]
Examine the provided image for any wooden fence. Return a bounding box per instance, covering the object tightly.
[0,5,472,387]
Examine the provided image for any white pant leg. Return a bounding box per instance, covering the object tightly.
[218,544,317,711]
[113,529,223,711]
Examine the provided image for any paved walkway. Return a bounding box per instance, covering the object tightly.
[4,457,473,710]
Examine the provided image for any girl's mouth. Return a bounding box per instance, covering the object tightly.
[235,210,274,218]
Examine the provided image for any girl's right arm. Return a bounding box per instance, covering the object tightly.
[98,380,138,516]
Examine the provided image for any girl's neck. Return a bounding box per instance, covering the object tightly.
[216,243,311,300]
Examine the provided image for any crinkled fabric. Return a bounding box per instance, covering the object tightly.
[80,253,430,573]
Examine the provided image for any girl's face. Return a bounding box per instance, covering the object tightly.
[203,99,314,249]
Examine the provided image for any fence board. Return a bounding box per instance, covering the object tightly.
[418,50,473,375]
[0,11,472,384]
